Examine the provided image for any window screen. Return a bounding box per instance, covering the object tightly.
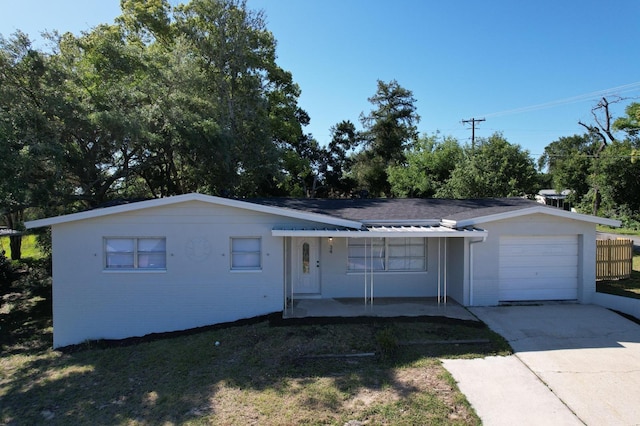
[347,237,426,272]
[231,237,261,270]
[105,237,166,270]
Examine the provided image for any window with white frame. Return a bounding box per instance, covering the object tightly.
[347,237,426,272]
[231,237,261,270]
[105,237,167,270]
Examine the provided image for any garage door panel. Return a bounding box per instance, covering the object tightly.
[500,244,578,257]
[499,287,578,302]
[500,277,577,289]
[499,256,578,268]
[498,235,578,302]
[499,266,578,280]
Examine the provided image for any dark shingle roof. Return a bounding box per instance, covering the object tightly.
[247,197,544,223]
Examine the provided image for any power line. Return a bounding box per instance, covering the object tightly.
[478,81,640,119]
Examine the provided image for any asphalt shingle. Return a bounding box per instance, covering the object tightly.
[248,197,545,223]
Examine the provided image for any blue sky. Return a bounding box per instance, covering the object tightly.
[2,0,639,160]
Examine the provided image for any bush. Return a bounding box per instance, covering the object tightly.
[606,204,640,231]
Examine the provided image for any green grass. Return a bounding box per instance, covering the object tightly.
[597,253,640,299]
[0,266,511,425]
[597,225,640,237]
[0,234,45,260]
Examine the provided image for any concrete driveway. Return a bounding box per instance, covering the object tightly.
[442,304,640,425]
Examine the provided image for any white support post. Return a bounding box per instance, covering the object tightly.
[370,238,374,306]
[444,238,448,306]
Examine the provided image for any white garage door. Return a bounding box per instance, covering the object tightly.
[499,235,578,302]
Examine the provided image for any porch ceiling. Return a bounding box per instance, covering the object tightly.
[272,225,488,238]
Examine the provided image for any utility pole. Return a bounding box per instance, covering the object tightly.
[461,117,485,149]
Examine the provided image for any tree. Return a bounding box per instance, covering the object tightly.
[438,133,539,198]
[0,32,65,258]
[578,97,620,214]
[355,80,420,196]
[317,120,361,197]
[613,102,640,139]
[387,134,463,197]
[614,102,640,163]
[173,0,304,196]
[591,139,640,222]
[0,0,307,216]
[53,24,155,207]
[279,132,323,197]
[538,134,598,205]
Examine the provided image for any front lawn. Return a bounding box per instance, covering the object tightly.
[1,265,510,425]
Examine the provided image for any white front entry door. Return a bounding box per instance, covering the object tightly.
[294,238,320,294]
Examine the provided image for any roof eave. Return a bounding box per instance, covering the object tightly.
[446,206,621,228]
[24,193,363,230]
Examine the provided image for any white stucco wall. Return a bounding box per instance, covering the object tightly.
[49,200,323,348]
[469,213,596,306]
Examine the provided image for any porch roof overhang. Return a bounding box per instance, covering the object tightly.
[272,225,488,238]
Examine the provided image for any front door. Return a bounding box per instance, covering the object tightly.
[294,238,320,295]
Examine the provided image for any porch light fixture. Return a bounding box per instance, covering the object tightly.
[329,237,333,253]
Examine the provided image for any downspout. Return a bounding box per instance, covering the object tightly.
[283,237,288,316]
[437,238,441,304]
[364,238,368,306]
[469,236,487,306]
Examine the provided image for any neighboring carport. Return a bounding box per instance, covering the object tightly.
[444,304,640,425]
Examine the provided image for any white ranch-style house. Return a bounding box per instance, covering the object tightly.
[25,193,619,348]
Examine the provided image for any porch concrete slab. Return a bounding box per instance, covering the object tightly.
[442,355,582,425]
[468,304,640,425]
[285,298,478,322]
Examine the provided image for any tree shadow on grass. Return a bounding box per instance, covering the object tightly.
[2,313,506,424]
[2,267,505,424]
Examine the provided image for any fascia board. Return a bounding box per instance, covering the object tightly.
[272,227,488,238]
[448,206,621,228]
[25,193,362,230]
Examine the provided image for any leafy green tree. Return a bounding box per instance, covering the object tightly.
[278,132,323,197]
[0,32,65,257]
[614,102,640,139]
[317,120,361,197]
[589,139,640,222]
[0,0,307,212]
[355,80,420,196]
[388,134,463,197]
[614,102,640,163]
[173,0,304,196]
[538,134,598,205]
[438,133,539,198]
[52,25,156,207]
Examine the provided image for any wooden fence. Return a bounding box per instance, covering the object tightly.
[596,239,634,281]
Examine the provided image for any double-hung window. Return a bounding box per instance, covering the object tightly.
[231,237,261,270]
[105,237,166,270]
[348,237,426,272]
